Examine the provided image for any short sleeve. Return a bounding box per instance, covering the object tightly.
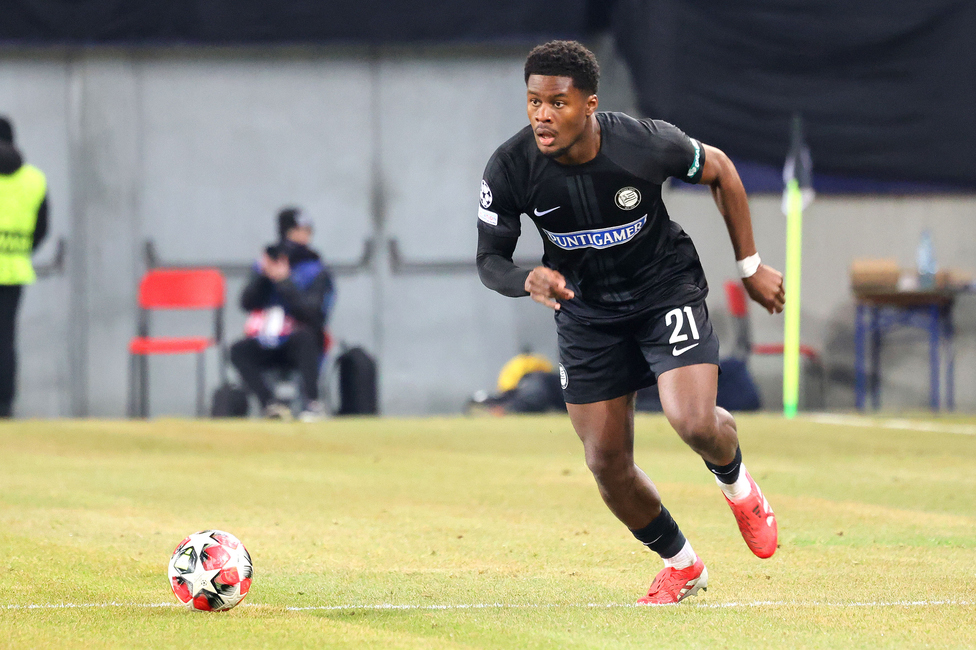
[478,152,523,239]
[642,120,706,184]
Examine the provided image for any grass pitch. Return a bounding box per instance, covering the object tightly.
[1,414,974,648]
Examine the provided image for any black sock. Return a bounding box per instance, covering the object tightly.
[630,507,686,559]
[705,446,742,484]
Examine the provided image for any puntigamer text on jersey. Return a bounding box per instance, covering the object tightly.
[542,214,647,251]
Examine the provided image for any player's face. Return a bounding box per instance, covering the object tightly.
[526,75,597,160]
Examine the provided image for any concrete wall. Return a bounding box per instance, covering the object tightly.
[2,41,974,417]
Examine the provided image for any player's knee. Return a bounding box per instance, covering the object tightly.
[584,446,633,484]
[669,409,719,450]
[716,406,737,432]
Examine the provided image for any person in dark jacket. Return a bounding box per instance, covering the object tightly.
[0,116,49,418]
[230,207,335,420]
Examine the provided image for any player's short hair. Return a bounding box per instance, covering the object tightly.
[524,40,600,96]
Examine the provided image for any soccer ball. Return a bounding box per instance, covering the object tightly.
[168,530,253,612]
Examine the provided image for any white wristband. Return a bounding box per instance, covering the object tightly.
[737,253,761,279]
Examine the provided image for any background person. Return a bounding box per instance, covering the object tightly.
[0,116,49,418]
[466,350,566,415]
[230,207,335,420]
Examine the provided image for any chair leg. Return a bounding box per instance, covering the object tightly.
[944,305,955,411]
[139,354,149,418]
[870,308,882,410]
[319,367,332,413]
[319,354,336,415]
[854,304,866,410]
[127,354,137,418]
[196,352,206,418]
[818,360,827,410]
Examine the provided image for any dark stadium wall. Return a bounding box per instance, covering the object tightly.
[2,0,975,188]
[0,0,591,43]
[610,0,976,189]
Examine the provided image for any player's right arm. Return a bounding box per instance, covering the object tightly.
[476,231,529,297]
[475,154,531,298]
[475,153,574,308]
[477,232,574,308]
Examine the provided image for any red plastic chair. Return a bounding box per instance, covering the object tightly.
[724,279,825,407]
[127,268,226,417]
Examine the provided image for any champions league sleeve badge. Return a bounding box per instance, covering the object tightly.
[480,180,493,209]
[478,180,499,225]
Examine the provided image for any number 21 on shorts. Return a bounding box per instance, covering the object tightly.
[666,306,700,356]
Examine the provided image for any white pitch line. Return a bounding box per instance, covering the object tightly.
[804,413,976,436]
[285,600,974,611]
[4,600,972,612]
[2,602,178,611]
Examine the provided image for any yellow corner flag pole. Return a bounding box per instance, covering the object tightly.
[783,178,803,418]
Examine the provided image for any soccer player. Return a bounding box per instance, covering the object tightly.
[476,41,785,604]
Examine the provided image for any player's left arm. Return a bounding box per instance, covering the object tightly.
[698,144,785,314]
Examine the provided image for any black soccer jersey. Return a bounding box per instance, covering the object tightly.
[478,112,708,322]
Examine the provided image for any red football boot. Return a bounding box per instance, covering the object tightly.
[636,557,708,605]
[725,468,778,558]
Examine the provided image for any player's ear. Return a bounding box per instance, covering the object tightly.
[585,94,598,116]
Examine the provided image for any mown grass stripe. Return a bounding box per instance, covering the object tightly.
[4,600,973,611]
[286,600,975,610]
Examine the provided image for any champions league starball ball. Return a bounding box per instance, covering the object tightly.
[168,530,253,611]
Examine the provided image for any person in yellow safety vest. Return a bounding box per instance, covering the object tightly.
[0,116,49,418]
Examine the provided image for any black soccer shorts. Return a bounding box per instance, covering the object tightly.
[555,299,720,404]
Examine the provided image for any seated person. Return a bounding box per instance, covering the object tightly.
[230,207,335,420]
[467,350,566,415]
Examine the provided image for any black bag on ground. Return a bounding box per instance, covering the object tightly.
[633,357,762,413]
[336,347,378,415]
[211,383,249,417]
[716,357,762,411]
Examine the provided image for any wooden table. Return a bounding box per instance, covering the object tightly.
[853,289,960,411]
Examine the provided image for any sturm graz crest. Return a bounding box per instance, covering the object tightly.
[614,186,641,210]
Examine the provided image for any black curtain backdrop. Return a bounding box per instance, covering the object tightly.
[610,0,976,189]
[0,0,589,43]
[2,0,973,188]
